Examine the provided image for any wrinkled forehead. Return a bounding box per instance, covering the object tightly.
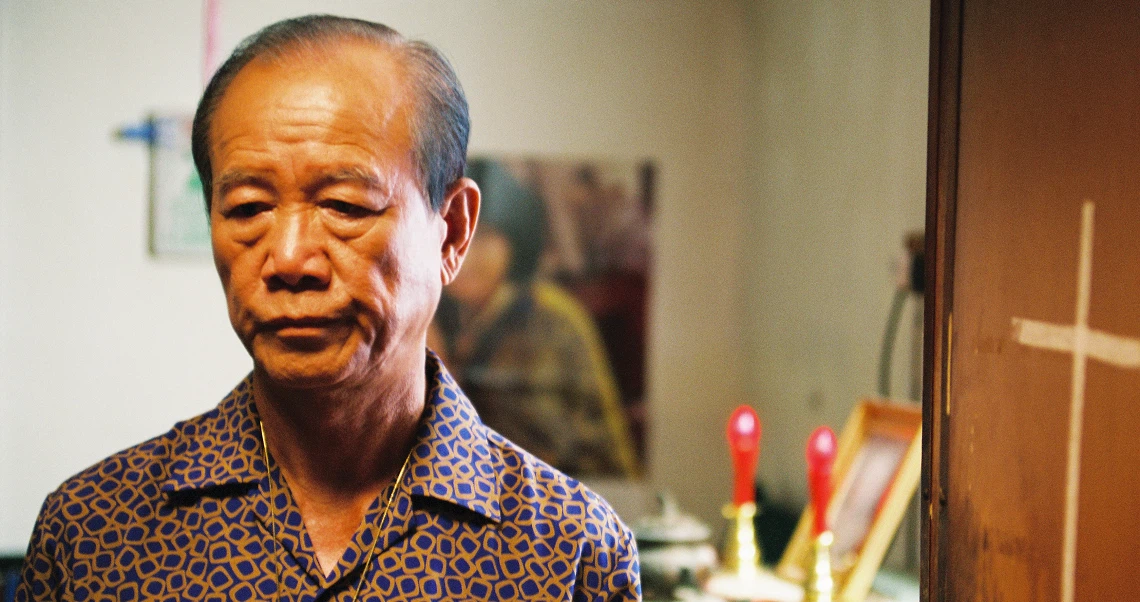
[212,38,418,150]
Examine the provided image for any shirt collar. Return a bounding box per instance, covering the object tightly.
[161,354,502,523]
[161,375,264,494]
[404,352,502,522]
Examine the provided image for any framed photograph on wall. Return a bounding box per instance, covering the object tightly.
[147,114,211,256]
[430,155,655,479]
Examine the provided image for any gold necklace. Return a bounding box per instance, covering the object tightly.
[258,418,413,602]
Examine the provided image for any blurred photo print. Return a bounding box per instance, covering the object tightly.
[431,156,655,478]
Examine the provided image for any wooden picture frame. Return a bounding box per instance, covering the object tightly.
[775,400,922,602]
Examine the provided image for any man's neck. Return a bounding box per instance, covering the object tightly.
[252,354,428,576]
[252,357,427,500]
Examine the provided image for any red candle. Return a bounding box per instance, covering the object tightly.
[726,405,762,506]
[806,426,837,536]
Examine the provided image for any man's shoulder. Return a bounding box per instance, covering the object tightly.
[481,427,640,598]
[483,426,633,539]
[43,404,228,516]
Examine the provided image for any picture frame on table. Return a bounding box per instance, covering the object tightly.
[776,399,922,602]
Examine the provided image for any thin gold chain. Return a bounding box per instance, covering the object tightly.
[258,418,413,602]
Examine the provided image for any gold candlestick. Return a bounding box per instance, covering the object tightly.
[804,530,834,602]
[720,501,762,577]
[706,406,804,602]
[707,500,804,601]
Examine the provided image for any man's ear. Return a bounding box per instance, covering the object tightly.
[438,177,480,285]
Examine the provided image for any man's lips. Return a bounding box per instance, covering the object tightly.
[260,316,345,332]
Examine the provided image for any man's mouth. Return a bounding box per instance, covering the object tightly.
[260,316,344,334]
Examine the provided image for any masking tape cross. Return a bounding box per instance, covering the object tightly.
[1010,201,1140,602]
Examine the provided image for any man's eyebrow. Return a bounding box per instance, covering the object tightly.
[305,168,390,196]
[215,171,274,198]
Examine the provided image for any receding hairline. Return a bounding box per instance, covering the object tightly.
[211,33,421,129]
[204,33,431,189]
[246,31,408,73]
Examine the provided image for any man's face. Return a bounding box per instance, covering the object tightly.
[209,42,451,389]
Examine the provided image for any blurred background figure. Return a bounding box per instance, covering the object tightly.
[431,158,640,477]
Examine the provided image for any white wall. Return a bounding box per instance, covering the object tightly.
[0,1,251,553]
[0,0,751,553]
[743,1,929,501]
[0,0,15,552]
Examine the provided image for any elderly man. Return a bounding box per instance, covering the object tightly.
[17,15,639,602]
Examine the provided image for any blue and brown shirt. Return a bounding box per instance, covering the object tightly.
[17,354,640,601]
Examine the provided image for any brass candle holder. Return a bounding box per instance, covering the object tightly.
[802,426,838,602]
[720,500,761,577]
[705,406,803,602]
[804,530,834,602]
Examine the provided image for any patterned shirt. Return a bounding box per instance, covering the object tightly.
[17,354,640,601]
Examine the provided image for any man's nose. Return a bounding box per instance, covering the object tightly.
[262,209,331,290]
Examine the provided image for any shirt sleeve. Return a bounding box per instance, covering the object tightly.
[603,527,641,602]
[15,492,70,602]
[573,516,642,602]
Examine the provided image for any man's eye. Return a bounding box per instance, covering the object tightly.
[226,202,271,219]
[323,200,374,218]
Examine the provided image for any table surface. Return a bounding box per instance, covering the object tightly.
[646,570,920,602]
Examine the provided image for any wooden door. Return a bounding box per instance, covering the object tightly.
[924,0,1140,600]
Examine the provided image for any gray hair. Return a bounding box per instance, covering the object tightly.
[191,14,470,212]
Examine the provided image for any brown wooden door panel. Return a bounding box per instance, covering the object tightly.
[928,0,1140,599]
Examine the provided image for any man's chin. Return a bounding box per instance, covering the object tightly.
[258,367,346,390]
[252,350,358,391]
